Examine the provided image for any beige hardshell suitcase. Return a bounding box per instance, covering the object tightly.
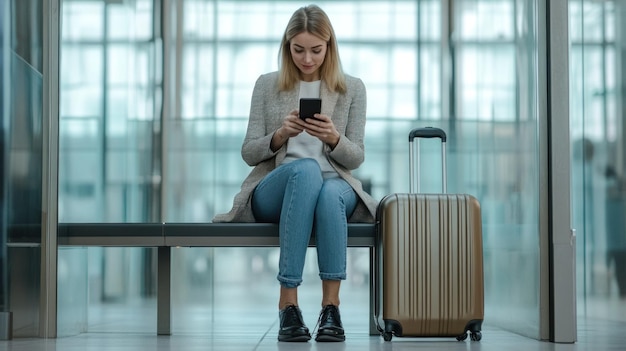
[375,127,484,342]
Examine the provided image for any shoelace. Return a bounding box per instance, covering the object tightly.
[313,305,339,333]
[282,305,305,327]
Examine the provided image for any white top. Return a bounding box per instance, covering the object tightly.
[282,80,338,178]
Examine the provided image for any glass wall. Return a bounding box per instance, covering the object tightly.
[570,0,626,321]
[59,0,159,223]
[2,0,45,338]
[59,0,545,338]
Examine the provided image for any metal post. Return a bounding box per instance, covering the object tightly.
[40,0,60,339]
[157,246,171,335]
[544,0,576,343]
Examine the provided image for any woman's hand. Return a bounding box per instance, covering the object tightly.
[301,114,341,149]
[271,110,304,151]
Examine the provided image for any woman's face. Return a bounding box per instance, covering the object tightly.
[289,31,327,82]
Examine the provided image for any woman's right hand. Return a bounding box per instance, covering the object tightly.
[271,110,304,151]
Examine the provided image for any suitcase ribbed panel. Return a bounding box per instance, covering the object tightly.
[380,193,484,337]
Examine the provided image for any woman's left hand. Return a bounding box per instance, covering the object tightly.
[302,114,341,149]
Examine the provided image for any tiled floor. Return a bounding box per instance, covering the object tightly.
[6,255,626,351]
[1,306,625,351]
[1,319,625,351]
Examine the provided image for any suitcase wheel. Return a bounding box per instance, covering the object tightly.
[456,330,482,342]
[470,331,482,341]
[382,320,401,341]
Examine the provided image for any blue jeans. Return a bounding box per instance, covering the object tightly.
[251,158,357,288]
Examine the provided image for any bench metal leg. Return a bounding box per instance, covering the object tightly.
[157,246,171,335]
[369,246,379,336]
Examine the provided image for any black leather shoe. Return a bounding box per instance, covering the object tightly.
[315,305,345,342]
[278,305,311,342]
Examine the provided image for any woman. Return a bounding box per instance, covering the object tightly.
[213,5,377,342]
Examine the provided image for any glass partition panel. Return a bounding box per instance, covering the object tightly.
[6,54,43,243]
[59,0,157,223]
[3,0,45,337]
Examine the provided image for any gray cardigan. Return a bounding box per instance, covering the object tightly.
[212,71,378,223]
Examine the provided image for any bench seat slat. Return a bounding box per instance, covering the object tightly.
[58,223,164,246]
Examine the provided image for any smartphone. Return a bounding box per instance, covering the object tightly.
[299,98,322,120]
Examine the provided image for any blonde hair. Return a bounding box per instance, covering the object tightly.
[278,5,346,93]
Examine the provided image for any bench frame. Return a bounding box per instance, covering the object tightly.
[58,222,378,335]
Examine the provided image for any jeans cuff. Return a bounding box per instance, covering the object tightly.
[277,275,302,288]
[319,273,346,281]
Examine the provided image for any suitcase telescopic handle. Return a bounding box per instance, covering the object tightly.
[409,127,447,194]
[409,127,447,142]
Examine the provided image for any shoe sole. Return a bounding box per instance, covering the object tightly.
[315,334,345,342]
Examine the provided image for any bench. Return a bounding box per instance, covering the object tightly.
[57,222,378,335]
